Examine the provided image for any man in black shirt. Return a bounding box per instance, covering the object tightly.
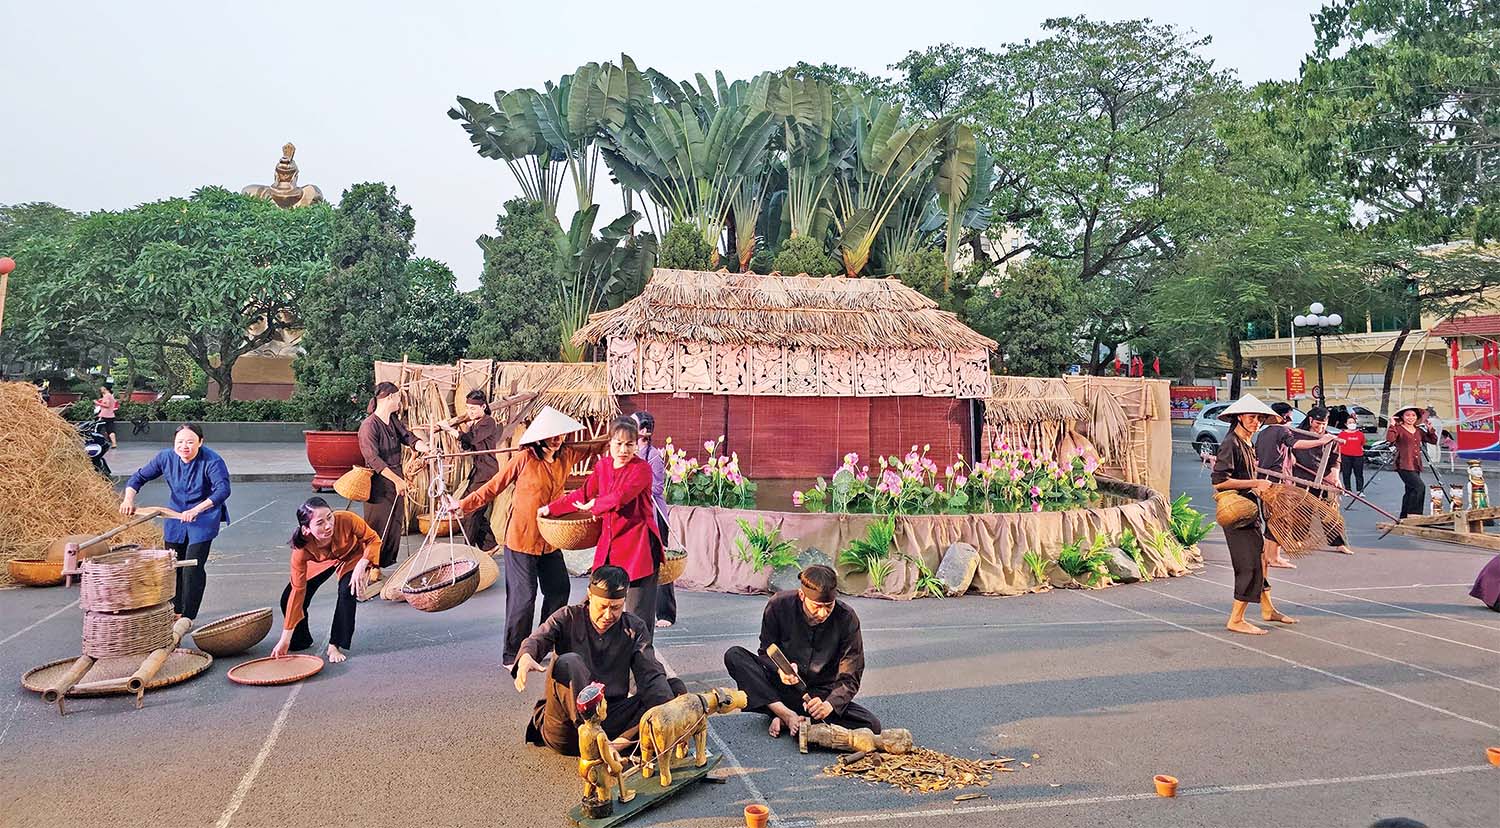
[514,565,680,755]
[724,565,881,738]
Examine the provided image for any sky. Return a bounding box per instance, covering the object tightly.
[1,1,1326,288]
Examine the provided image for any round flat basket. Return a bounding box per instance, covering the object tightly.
[538,512,602,551]
[192,608,274,657]
[81,548,175,612]
[658,549,688,585]
[402,559,480,613]
[227,654,324,686]
[475,553,499,592]
[83,603,175,658]
[22,649,212,697]
[7,559,64,587]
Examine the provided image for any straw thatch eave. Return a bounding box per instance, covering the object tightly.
[493,362,618,422]
[984,376,1089,425]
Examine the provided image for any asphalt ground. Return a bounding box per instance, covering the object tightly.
[2,453,1497,828]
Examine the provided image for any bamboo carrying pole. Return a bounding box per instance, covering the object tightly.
[71,617,193,706]
[41,656,95,713]
[61,510,172,581]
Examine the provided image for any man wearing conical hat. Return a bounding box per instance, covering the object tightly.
[1254,400,1337,569]
[449,406,604,669]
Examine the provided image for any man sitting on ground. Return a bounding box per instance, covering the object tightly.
[723,564,880,738]
[514,565,683,755]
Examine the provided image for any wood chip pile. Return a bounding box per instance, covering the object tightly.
[821,748,1016,793]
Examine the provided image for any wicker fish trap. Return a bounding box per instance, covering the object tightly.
[1263,484,1345,555]
[83,603,175,658]
[81,548,175,612]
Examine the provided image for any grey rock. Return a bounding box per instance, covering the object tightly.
[563,547,595,577]
[936,542,980,596]
[1104,547,1141,584]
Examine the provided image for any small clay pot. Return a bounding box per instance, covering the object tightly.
[744,803,770,828]
[1153,774,1179,798]
[1487,746,1500,766]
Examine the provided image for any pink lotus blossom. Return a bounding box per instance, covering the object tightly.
[955,475,968,488]
[1029,485,1041,497]
[934,483,945,493]
[1010,468,1024,482]
[945,465,955,478]
[1074,478,1087,488]
[1084,457,1099,473]
[1031,501,1043,513]
[792,491,804,506]
[704,440,716,453]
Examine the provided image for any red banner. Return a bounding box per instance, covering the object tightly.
[1169,386,1218,420]
[1453,375,1498,452]
[1285,367,1307,399]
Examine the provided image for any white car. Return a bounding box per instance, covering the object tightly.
[1191,402,1307,456]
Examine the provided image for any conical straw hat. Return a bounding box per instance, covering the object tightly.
[1217,394,1280,423]
[518,406,586,445]
[1391,403,1424,419]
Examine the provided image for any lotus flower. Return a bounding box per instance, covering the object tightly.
[704,440,716,453]
[1031,501,1043,513]
[1029,485,1041,497]
[955,475,968,488]
[1074,478,1087,488]
[792,491,804,506]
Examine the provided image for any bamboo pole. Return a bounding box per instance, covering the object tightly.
[42,656,95,714]
[72,617,193,705]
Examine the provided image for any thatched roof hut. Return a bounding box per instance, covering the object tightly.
[493,361,618,423]
[983,376,1089,426]
[574,269,994,399]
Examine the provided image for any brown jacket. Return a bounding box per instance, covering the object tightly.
[458,445,599,555]
[284,511,381,630]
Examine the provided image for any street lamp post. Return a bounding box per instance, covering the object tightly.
[1293,302,1342,408]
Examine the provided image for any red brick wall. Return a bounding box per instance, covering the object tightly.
[619,393,974,479]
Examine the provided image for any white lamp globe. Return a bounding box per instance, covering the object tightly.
[1294,315,1308,327]
[1309,302,1325,315]
[1328,313,1342,326]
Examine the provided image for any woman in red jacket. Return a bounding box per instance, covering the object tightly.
[540,417,663,639]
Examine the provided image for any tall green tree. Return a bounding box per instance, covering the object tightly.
[965,258,1082,376]
[399,257,475,365]
[294,183,414,429]
[469,198,568,363]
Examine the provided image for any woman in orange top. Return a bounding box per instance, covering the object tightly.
[272,497,380,664]
[449,407,603,669]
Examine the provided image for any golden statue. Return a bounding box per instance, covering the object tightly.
[242,142,325,208]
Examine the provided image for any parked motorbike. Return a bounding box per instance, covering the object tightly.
[77,418,112,475]
[1365,439,1396,468]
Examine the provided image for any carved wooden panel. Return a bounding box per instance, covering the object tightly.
[785,346,819,396]
[713,343,750,395]
[639,339,676,393]
[675,341,714,392]
[955,349,990,399]
[749,345,785,395]
[920,349,956,397]
[855,350,888,396]
[819,349,855,396]
[887,349,922,395]
[606,338,638,395]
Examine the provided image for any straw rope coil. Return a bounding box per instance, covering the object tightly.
[81,548,175,612]
[1262,484,1345,555]
[82,603,175,657]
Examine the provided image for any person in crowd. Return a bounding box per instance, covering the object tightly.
[94,383,119,448]
[449,406,603,670]
[724,564,880,738]
[1254,400,1336,569]
[632,411,675,629]
[273,497,378,664]
[541,417,663,638]
[513,565,683,756]
[1291,406,1353,554]
[119,423,230,620]
[1471,553,1500,612]
[1211,396,1297,635]
[1334,410,1367,494]
[1386,404,1438,519]
[1423,406,1445,464]
[357,381,431,567]
[440,390,502,554]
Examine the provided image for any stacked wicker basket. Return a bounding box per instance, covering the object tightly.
[80,549,177,656]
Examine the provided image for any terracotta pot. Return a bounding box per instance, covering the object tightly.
[129,390,159,403]
[743,804,770,828]
[304,430,364,492]
[1487,746,1500,766]
[1153,774,1178,798]
[49,391,80,405]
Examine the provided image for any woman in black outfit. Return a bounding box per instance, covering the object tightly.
[1386,404,1438,519]
[1212,395,1297,635]
[440,389,503,553]
[356,382,431,567]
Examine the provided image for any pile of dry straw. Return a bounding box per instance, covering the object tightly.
[0,382,160,585]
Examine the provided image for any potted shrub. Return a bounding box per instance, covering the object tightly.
[731,518,800,594]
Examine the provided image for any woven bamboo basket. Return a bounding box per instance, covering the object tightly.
[81,548,175,613]
[333,465,373,502]
[1263,484,1345,555]
[417,512,460,536]
[538,513,602,550]
[7,558,65,587]
[1213,490,1259,529]
[401,559,479,613]
[658,549,688,585]
[83,603,175,658]
[191,608,274,657]
[22,649,212,697]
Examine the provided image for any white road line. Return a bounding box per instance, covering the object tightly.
[0,699,22,747]
[660,618,1149,644]
[215,683,303,828]
[1137,585,1500,695]
[655,651,774,821]
[811,765,1495,825]
[1192,571,1500,656]
[222,500,278,533]
[1332,583,1473,591]
[1072,591,1500,731]
[1265,574,1500,631]
[0,599,79,649]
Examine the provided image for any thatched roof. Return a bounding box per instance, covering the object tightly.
[493,362,618,422]
[572,269,996,353]
[984,376,1089,425]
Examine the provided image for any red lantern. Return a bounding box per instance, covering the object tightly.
[1451,339,1460,369]
[0,257,15,275]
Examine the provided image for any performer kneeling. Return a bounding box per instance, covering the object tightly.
[514,565,682,756]
[724,564,880,738]
[273,497,377,663]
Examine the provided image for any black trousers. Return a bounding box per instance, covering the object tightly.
[655,514,676,624]
[1397,469,1427,518]
[363,491,407,567]
[279,568,358,650]
[502,549,571,665]
[1340,454,1366,493]
[723,645,881,732]
[528,652,685,756]
[626,564,660,646]
[166,539,212,619]
[1224,523,1268,603]
[460,478,498,552]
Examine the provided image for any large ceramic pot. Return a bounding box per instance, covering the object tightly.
[129,390,159,404]
[304,430,363,492]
